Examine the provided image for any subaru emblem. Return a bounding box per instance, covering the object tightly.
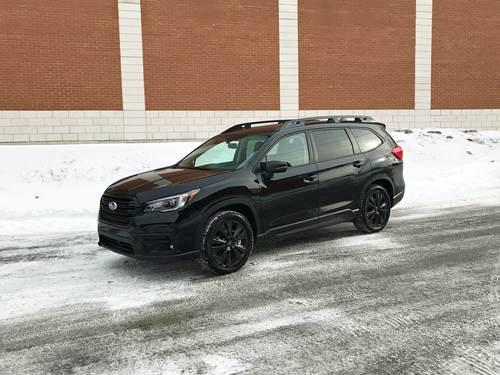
[108,202,118,211]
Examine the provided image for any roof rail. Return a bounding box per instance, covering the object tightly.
[221,119,290,134]
[277,115,375,131]
[220,115,377,134]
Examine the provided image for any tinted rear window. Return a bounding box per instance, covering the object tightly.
[351,128,382,152]
[311,129,353,162]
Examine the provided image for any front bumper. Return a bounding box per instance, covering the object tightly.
[97,209,201,262]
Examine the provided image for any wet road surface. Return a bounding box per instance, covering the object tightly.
[1,203,499,374]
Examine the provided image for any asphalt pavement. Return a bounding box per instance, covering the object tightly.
[1,203,499,374]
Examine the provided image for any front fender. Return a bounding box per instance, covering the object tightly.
[193,196,261,251]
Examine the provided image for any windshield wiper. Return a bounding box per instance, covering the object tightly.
[189,166,216,171]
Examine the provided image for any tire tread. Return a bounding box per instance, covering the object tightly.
[199,210,254,275]
[354,184,391,234]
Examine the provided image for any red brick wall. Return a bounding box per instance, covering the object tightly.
[0,0,122,111]
[141,0,280,111]
[298,0,415,110]
[432,0,500,109]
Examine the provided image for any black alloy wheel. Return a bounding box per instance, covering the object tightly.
[366,190,389,228]
[200,211,254,274]
[354,184,391,233]
[211,220,249,267]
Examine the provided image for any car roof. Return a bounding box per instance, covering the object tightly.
[222,116,386,135]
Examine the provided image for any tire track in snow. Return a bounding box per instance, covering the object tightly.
[0,203,499,374]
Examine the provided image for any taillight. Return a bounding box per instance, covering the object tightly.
[392,146,403,160]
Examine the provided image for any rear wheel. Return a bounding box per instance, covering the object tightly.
[354,184,391,233]
[199,210,254,274]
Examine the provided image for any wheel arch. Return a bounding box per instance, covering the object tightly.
[195,197,261,250]
[370,177,395,206]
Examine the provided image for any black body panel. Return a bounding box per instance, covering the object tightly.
[316,153,371,227]
[258,163,319,239]
[98,117,405,262]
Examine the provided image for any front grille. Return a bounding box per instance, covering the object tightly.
[100,194,136,228]
[100,235,134,254]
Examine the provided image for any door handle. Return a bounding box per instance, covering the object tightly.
[353,160,364,168]
[303,174,317,183]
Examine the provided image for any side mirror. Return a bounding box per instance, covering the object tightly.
[266,161,288,174]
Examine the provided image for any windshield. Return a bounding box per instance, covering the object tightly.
[177,132,272,171]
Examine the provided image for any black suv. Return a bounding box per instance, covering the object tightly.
[98,116,404,274]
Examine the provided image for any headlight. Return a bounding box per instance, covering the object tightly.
[144,189,200,213]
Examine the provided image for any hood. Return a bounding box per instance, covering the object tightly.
[105,167,232,203]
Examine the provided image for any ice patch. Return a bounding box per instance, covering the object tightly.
[335,234,401,250]
[203,355,250,375]
[0,244,192,319]
[254,260,300,270]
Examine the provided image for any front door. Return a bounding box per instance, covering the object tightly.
[257,132,319,239]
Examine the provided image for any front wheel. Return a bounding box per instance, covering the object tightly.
[354,184,391,233]
[199,210,254,275]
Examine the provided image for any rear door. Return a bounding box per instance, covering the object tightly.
[310,128,372,227]
[257,132,319,238]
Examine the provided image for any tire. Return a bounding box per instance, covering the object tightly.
[199,210,254,275]
[354,184,391,234]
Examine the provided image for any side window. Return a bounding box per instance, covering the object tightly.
[351,128,382,153]
[311,129,353,162]
[266,133,309,167]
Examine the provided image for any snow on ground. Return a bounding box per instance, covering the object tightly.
[0,142,200,235]
[0,129,499,235]
[1,129,499,375]
[393,129,500,206]
[0,232,195,320]
[2,205,500,374]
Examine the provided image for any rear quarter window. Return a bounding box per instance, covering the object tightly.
[311,129,354,162]
[351,128,383,153]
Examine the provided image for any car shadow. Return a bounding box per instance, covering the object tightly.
[103,223,364,280]
[104,254,208,281]
[255,222,361,253]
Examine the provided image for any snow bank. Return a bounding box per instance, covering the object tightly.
[0,142,200,234]
[0,129,499,235]
[392,129,500,205]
